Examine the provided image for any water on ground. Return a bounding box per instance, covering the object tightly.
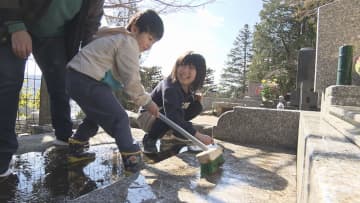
[0,140,297,203]
[0,144,123,203]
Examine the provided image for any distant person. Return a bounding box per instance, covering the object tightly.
[0,1,104,179]
[66,9,163,174]
[137,51,213,153]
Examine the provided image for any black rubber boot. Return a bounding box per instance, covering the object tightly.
[68,137,95,164]
[142,134,158,153]
[121,151,144,175]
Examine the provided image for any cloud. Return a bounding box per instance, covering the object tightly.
[143,9,226,78]
[196,9,224,28]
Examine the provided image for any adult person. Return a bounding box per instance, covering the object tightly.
[0,0,104,179]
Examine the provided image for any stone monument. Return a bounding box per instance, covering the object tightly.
[290,48,318,110]
[315,0,360,104]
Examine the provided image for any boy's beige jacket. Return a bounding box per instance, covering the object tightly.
[67,27,152,107]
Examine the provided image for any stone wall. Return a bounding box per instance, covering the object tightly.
[201,97,242,111]
[202,96,262,112]
[315,0,360,94]
[213,107,300,150]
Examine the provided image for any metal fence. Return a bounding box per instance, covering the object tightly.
[16,56,42,134]
[16,55,82,135]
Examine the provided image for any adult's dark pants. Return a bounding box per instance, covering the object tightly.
[0,37,72,173]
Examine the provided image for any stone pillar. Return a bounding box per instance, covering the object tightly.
[38,76,51,125]
[315,0,360,98]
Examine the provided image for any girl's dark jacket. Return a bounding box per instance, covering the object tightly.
[0,0,104,60]
[150,77,203,136]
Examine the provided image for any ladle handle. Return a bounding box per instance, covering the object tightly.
[158,113,208,151]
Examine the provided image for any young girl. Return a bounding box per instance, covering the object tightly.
[65,9,163,174]
[138,51,213,153]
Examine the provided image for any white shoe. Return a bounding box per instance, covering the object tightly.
[53,139,69,146]
[0,158,14,177]
[188,145,202,152]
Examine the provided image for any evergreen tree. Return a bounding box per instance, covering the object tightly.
[203,67,216,94]
[248,0,335,95]
[219,24,252,97]
[140,66,164,92]
[115,66,163,111]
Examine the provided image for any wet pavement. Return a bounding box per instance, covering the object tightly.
[72,141,297,203]
[2,138,296,203]
[5,116,297,203]
[141,142,296,203]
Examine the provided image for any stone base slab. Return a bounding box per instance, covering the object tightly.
[297,111,360,203]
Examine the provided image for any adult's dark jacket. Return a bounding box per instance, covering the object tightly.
[0,0,104,60]
[0,0,22,21]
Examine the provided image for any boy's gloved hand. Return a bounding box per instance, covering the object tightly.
[145,101,159,118]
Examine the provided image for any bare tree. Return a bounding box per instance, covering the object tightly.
[104,0,215,26]
[104,0,137,26]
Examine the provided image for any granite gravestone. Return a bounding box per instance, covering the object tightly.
[290,48,318,110]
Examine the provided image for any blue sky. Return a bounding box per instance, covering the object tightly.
[142,0,263,81]
[26,0,263,80]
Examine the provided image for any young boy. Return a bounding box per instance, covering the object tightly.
[65,9,163,174]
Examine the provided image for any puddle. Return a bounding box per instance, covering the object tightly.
[0,144,124,203]
[0,142,297,202]
[126,174,156,202]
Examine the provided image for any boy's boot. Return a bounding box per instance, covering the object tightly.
[68,137,95,164]
[121,151,144,175]
[142,134,158,153]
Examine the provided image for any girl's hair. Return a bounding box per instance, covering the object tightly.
[126,9,164,40]
[169,51,207,91]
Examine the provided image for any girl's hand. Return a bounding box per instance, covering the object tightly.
[146,101,159,117]
[195,131,213,145]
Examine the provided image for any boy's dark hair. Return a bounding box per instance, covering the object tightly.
[126,9,164,40]
[169,51,207,91]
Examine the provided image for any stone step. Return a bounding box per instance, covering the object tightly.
[297,111,360,203]
[325,85,360,97]
[324,108,360,148]
[323,85,360,107]
[328,105,360,127]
